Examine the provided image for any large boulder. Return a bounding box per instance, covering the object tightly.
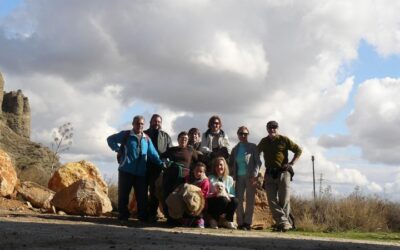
[51,179,112,216]
[0,149,18,197]
[48,160,108,194]
[16,181,55,210]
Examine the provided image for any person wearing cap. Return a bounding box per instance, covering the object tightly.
[229,126,261,230]
[257,120,302,232]
[107,115,164,223]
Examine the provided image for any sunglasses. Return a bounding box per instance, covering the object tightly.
[238,132,249,136]
[267,126,278,129]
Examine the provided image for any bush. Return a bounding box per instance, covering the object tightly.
[292,188,400,232]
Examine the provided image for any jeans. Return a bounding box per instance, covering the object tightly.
[207,196,238,222]
[118,170,148,221]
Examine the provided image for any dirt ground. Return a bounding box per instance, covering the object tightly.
[1,197,399,250]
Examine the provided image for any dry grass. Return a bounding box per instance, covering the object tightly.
[292,188,400,232]
[104,176,118,211]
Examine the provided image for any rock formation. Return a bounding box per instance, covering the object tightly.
[51,179,112,216]
[48,160,108,194]
[2,90,31,138]
[15,181,55,211]
[0,149,18,197]
[0,72,58,186]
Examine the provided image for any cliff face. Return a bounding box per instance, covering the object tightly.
[0,72,58,185]
[2,90,31,138]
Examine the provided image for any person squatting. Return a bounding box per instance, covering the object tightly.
[107,114,302,231]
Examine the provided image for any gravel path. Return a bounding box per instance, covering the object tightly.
[1,210,399,250]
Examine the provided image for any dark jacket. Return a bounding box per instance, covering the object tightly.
[144,128,172,155]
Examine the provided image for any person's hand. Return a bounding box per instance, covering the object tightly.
[282,163,293,171]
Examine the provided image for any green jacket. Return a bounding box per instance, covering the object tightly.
[257,135,302,169]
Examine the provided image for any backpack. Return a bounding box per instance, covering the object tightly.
[117,131,150,164]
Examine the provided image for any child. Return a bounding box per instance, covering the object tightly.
[184,162,210,228]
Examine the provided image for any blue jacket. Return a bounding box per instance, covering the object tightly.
[107,130,163,176]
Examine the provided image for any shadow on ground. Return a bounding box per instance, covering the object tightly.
[0,213,399,250]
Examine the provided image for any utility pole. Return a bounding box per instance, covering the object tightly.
[319,173,324,197]
[312,155,316,201]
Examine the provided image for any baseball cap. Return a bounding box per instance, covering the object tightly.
[267,120,279,128]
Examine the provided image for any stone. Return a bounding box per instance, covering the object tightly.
[0,149,18,197]
[48,160,108,194]
[51,179,112,216]
[251,173,274,229]
[0,72,58,185]
[2,90,31,138]
[16,181,55,210]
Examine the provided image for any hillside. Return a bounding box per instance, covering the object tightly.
[0,72,58,185]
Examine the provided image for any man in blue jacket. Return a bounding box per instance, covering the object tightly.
[107,115,164,222]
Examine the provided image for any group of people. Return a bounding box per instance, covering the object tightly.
[107,114,302,231]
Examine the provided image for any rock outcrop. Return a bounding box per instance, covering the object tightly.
[0,72,58,186]
[51,179,112,216]
[249,173,274,229]
[2,90,31,138]
[0,149,18,197]
[16,181,55,211]
[48,160,108,194]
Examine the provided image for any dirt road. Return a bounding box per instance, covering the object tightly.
[1,210,399,250]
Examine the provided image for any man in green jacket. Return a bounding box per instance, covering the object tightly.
[257,120,302,232]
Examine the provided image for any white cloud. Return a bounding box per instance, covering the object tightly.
[194,32,268,79]
[347,78,400,165]
[1,1,400,199]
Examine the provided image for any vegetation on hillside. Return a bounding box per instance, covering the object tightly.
[291,187,400,232]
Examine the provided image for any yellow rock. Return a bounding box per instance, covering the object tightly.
[0,149,18,197]
[48,160,108,194]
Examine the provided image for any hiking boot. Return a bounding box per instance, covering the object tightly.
[208,218,218,229]
[222,221,237,230]
[242,223,251,231]
[281,224,292,232]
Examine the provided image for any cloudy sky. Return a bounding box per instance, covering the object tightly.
[1,0,399,200]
